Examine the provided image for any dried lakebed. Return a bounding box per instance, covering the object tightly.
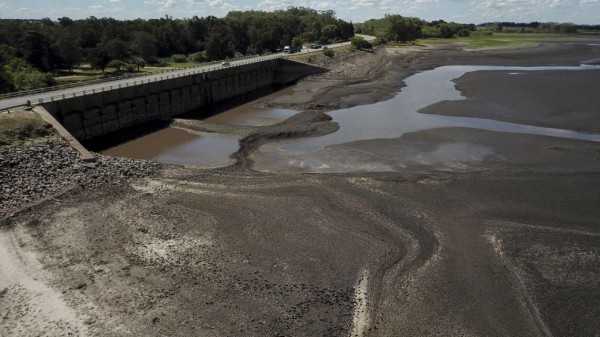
[3,42,600,337]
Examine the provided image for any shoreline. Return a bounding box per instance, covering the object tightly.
[1,39,600,337]
[266,40,600,114]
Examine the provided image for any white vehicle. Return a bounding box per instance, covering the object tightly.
[221,61,230,67]
[283,46,291,53]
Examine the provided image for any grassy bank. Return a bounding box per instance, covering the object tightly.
[416,33,590,50]
[0,110,53,146]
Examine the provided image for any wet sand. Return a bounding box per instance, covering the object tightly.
[420,69,600,133]
[2,39,600,337]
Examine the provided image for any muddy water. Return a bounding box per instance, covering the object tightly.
[101,86,295,165]
[252,65,600,173]
[202,86,297,126]
[103,65,600,171]
[102,127,238,166]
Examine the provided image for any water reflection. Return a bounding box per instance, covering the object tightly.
[252,65,600,173]
[153,131,239,166]
[102,127,238,166]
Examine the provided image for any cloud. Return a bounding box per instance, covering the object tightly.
[108,0,121,2]
[160,0,176,10]
[186,0,240,12]
[257,0,293,11]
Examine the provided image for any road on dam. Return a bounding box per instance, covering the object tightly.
[0,37,372,111]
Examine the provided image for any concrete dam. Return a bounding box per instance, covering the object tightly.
[40,58,325,142]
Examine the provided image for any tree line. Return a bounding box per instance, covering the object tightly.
[0,7,354,93]
[355,15,476,43]
[478,21,599,34]
[355,15,590,43]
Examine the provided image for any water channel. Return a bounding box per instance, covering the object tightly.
[102,64,600,172]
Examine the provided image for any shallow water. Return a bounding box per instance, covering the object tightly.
[252,65,600,173]
[101,87,296,165]
[103,64,600,171]
[103,127,238,166]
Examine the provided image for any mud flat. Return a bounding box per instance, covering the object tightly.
[1,39,600,337]
[420,69,600,133]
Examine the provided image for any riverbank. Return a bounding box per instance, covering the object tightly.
[1,39,600,337]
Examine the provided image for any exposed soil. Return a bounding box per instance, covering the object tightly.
[1,39,600,337]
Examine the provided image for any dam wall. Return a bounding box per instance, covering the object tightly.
[41,59,325,141]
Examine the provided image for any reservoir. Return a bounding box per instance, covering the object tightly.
[102,64,600,171]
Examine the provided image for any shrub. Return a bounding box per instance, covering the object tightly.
[171,54,188,63]
[108,60,128,71]
[351,36,372,50]
[322,48,335,57]
[189,52,207,63]
[457,29,471,37]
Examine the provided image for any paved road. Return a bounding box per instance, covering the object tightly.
[0,54,283,110]
[0,35,375,111]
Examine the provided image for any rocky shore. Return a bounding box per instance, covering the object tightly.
[0,137,160,218]
[302,47,388,82]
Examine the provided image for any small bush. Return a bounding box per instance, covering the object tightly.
[322,48,335,57]
[108,60,128,71]
[171,54,188,63]
[457,29,471,37]
[351,36,372,50]
[371,37,387,46]
[189,52,207,63]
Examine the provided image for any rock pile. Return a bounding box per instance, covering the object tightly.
[303,47,388,81]
[0,137,160,218]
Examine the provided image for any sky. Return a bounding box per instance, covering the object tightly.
[0,0,598,24]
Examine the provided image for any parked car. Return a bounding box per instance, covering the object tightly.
[222,61,230,67]
[309,43,322,49]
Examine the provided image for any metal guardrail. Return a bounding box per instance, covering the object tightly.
[1,54,286,110]
[0,54,266,100]
[0,72,146,99]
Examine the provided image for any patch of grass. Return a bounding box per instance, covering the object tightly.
[55,74,105,85]
[416,33,595,50]
[0,110,53,146]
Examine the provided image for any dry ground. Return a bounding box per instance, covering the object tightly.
[1,39,600,337]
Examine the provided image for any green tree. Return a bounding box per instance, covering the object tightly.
[89,46,111,72]
[291,37,303,49]
[130,56,146,71]
[103,38,129,61]
[439,24,454,38]
[53,38,82,72]
[456,29,470,37]
[351,36,372,49]
[131,31,158,61]
[321,24,338,42]
[19,31,55,71]
[3,59,55,91]
[108,60,128,72]
[386,15,423,42]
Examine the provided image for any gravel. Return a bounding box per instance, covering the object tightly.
[302,47,388,81]
[0,137,161,218]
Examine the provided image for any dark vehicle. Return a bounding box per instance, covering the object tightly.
[284,45,302,53]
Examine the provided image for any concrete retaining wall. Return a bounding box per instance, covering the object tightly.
[42,59,325,141]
